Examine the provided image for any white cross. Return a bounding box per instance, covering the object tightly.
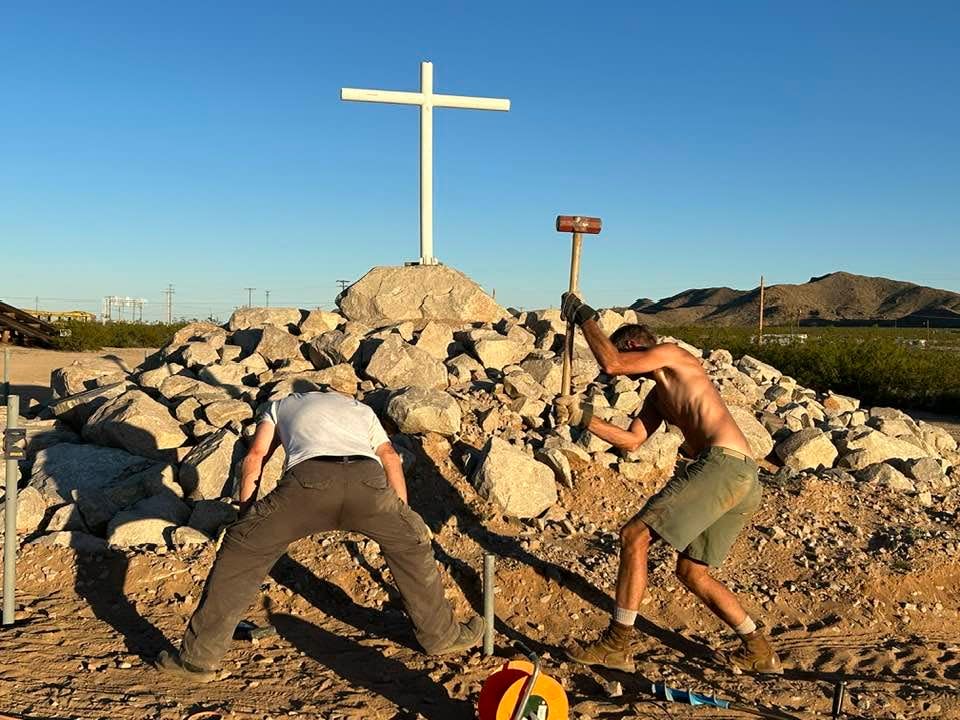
[341,61,510,266]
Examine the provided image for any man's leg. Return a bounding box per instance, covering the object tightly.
[566,516,657,672]
[177,470,342,671]
[341,468,468,654]
[675,554,747,627]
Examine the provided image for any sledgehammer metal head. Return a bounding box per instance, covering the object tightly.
[556,215,602,235]
[556,214,603,396]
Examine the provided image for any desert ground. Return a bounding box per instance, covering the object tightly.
[0,343,958,720]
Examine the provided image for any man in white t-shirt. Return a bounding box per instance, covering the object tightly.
[157,391,482,681]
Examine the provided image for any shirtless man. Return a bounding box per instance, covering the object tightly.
[555,292,781,674]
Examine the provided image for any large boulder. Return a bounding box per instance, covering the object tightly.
[50,382,131,428]
[775,428,838,471]
[51,359,128,399]
[82,390,187,460]
[180,429,241,500]
[727,406,774,460]
[469,334,530,371]
[255,325,303,366]
[0,486,47,535]
[415,321,456,360]
[365,335,448,389]
[204,400,254,428]
[299,310,344,341]
[338,266,507,327]
[106,492,191,548]
[736,355,782,384]
[474,438,557,518]
[387,387,462,436]
[267,366,359,399]
[168,322,227,352]
[837,427,929,471]
[307,330,363,369]
[227,307,302,332]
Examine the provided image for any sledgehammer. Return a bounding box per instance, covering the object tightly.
[556,215,602,396]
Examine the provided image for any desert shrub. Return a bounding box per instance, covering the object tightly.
[53,321,187,352]
[660,326,960,414]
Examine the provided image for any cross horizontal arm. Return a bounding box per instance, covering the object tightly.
[341,88,425,106]
[432,93,510,111]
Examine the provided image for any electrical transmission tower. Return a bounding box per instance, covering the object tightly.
[244,287,256,308]
[163,284,175,323]
[265,289,271,307]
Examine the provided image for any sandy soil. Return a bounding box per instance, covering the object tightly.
[0,345,154,405]
[0,431,958,719]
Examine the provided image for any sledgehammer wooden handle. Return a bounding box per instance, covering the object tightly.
[557,216,602,397]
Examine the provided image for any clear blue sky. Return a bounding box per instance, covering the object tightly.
[3,1,958,321]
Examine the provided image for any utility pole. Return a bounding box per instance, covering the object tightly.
[336,279,351,294]
[244,287,256,308]
[163,284,174,323]
[265,289,271,307]
[758,275,765,346]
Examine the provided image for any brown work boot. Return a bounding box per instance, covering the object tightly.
[429,616,484,656]
[729,623,783,674]
[566,621,638,672]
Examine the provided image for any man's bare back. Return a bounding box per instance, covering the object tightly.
[647,344,752,457]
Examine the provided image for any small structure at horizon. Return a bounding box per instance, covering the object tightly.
[341,61,510,267]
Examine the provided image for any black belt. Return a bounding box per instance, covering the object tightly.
[308,455,373,464]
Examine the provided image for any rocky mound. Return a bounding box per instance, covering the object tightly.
[4,303,957,554]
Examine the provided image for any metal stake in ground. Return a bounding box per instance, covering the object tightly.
[3,394,23,626]
[483,553,496,656]
[556,215,602,396]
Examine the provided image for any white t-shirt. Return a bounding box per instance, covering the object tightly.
[260,391,391,471]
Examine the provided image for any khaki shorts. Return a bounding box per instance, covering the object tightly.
[636,447,761,567]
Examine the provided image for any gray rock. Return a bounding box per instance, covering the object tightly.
[503,370,548,401]
[596,309,625,336]
[228,307,302,332]
[174,397,202,424]
[172,526,213,547]
[474,438,557,518]
[82,390,187,460]
[189,499,238,536]
[338,265,507,327]
[387,387,462,436]
[470,333,530,371]
[307,330,362,369]
[775,428,838,471]
[199,362,255,388]
[0,486,47,534]
[365,335,448,389]
[51,359,129,399]
[106,492,191,547]
[138,363,186,390]
[901,457,948,488]
[44,503,88,533]
[535,447,573,488]
[158,374,233,404]
[298,309,343,341]
[916,421,957,456]
[837,428,929,470]
[204,400,253,429]
[415,321,455,360]
[50,382,131,428]
[736,355,782,384]
[180,428,241,500]
[255,325,303,366]
[857,463,915,492]
[168,321,228,351]
[447,354,485,384]
[519,357,561,396]
[179,341,221,369]
[624,427,683,474]
[727,406,775,460]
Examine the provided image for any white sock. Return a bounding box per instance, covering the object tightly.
[734,616,757,636]
[613,607,637,627]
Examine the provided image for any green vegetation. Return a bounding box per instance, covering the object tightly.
[661,326,960,415]
[53,321,188,352]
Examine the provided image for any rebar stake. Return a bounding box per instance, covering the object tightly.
[483,553,495,656]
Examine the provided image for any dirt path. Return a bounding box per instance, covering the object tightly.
[0,345,154,405]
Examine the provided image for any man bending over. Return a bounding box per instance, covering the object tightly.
[157,390,482,681]
[555,294,781,674]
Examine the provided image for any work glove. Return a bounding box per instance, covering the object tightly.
[554,394,594,428]
[560,291,599,326]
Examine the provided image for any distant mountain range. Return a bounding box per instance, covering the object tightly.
[627,272,960,327]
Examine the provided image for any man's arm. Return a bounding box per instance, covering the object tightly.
[584,396,664,452]
[238,421,279,513]
[581,319,678,376]
[375,441,408,504]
